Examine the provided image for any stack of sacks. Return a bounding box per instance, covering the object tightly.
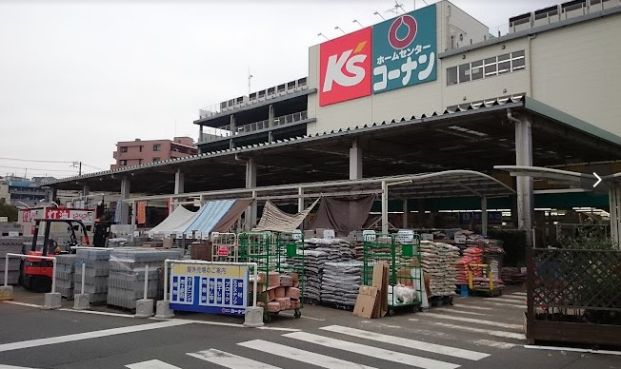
[482,240,505,284]
[305,238,354,261]
[291,249,326,301]
[455,246,483,284]
[320,261,363,307]
[472,275,505,289]
[421,241,460,296]
[257,272,302,313]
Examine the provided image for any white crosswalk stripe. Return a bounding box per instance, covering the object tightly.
[284,331,460,369]
[125,359,182,369]
[187,348,281,369]
[512,292,527,296]
[484,301,526,309]
[239,339,377,369]
[491,297,526,304]
[472,339,517,349]
[320,325,489,361]
[451,304,493,311]
[417,313,524,330]
[432,322,526,340]
[502,295,527,301]
[432,307,487,316]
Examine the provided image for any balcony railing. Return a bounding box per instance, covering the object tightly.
[199,111,308,143]
[198,77,308,119]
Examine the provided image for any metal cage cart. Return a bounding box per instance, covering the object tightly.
[363,233,423,315]
[238,232,304,322]
[211,232,239,262]
[467,263,504,296]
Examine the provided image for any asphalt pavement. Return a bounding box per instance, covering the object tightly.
[1,288,620,369]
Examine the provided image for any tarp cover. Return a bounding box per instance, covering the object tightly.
[311,195,376,235]
[183,199,236,236]
[147,205,196,236]
[212,198,253,233]
[254,198,320,233]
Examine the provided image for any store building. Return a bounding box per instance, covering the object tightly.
[111,137,198,170]
[45,0,621,244]
[0,176,51,207]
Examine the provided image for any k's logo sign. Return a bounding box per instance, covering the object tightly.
[319,27,372,107]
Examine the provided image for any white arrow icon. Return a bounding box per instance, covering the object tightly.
[593,172,602,188]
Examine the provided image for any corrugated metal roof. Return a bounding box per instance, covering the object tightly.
[43,94,528,186]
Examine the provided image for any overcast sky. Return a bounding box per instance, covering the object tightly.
[0,0,559,178]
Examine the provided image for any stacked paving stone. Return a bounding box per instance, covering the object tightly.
[0,237,27,285]
[74,248,112,304]
[107,248,183,309]
[55,254,77,299]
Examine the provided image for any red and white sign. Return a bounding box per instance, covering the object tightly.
[43,208,95,224]
[319,27,372,107]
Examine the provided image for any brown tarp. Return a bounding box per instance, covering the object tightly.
[310,195,376,235]
[254,198,320,233]
[213,199,253,232]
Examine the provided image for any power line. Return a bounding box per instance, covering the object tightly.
[0,156,74,164]
[0,164,78,173]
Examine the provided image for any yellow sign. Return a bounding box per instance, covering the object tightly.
[171,263,248,279]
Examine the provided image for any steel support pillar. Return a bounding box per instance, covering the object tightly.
[48,187,57,203]
[229,114,236,134]
[120,176,131,225]
[174,169,184,208]
[298,188,304,213]
[381,181,388,234]
[609,183,621,249]
[199,125,204,142]
[481,196,488,237]
[349,139,363,180]
[514,115,534,246]
[268,104,275,128]
[245,158,257,230]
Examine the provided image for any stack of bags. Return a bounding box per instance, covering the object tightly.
[56,254,77,299]
[107,248,183,309]
[420,241,460,296]
[305,238,355,260]
[482,240,505,284]
[291,249,326,301]
[455,246,483,284]
[257,272,302,313]
[74,248,112,304]
[320,261,363,307]
[0,237,24,285]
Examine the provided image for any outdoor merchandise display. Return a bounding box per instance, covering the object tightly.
[0,237,24,285]
[55,254,77,299]
[420,241,459,297]
[238,232,304,321]
[107,248,183,310]
[362,233,422,314]
[456,246,483,284]
[74,248,112,304]
[320,261,363,307]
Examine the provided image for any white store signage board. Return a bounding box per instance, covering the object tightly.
[323,229,335,240]
[396,229,415,243]
[362,230,377,242]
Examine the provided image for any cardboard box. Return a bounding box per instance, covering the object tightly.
[353,285,379,319]
[371,262,389,318]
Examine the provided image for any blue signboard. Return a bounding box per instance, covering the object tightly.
[169,263,249,316]
[372,4,437,94]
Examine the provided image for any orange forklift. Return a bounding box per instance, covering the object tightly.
[20,218,91,292]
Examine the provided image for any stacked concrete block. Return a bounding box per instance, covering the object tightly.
[107,248,183,310]
[0,237,27,285]
[74,248,112,305]
[55,254,77,299]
